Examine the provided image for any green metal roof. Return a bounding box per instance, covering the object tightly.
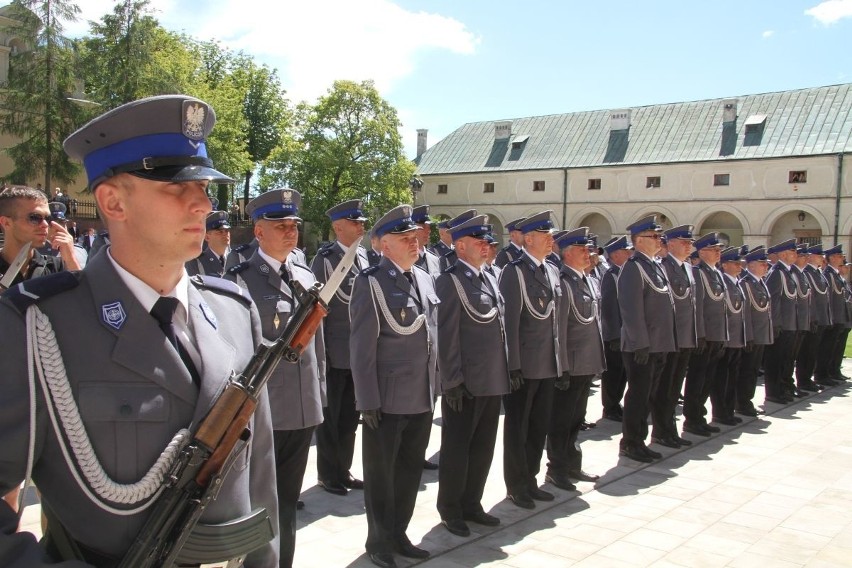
[415,84,852,175]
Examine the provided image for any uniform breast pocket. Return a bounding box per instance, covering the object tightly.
[387,293,414,322]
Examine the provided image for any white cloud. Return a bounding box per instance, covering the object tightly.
[805,0,852,24]
[761,30,774,38]
[64,0,479,105]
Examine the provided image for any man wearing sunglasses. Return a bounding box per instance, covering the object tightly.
[0,186,82,286]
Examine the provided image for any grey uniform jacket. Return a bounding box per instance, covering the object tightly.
[225,240,259,271]
[824,266,851,326]
[804,264,831,327]
[415,249,442,278]
[498,256,562,379]
[310,242,370,370]
[0,253,278,566]
[436,263,510,397]
[186,247,229,277]
[767,263,798,332]
[495,243,523,268]
[790,265,812,331]
[739,272,774,345]
[349,259,439,414]
[429,241,453,259]
[558,266,606,376]
[722,274,747,348]
[617,253,676,353]
[694,261,729,342]
[660,256,697,349]
[227,252,325,431]
[600,265,622,342]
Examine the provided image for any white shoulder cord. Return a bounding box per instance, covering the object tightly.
[698,269,725,301]
[368,276,426,335]
[743,279,770,312]
[829,271,845,295]
[667,269,691,301]
[449,273,498,323]
[723,282,743,314]
[791,270,811,300]
[515,265,554,320]
[25,305,191,515]
[807,270,828,295]
[777,269,797,299]
[563,278,596,325]
[324,256,352,304]
[635,263,670,294]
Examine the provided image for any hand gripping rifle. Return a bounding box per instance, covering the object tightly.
[119,244,361,568]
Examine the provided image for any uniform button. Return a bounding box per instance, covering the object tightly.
[119,404,133,416]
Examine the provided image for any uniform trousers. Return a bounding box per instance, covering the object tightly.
[273,427,315,568]
[785,331,805,395]
[764,330,796,399]
[437,395,501,521]
[796,327,824,386]
[710,347,742,420]
[651,348,692,440]
[315,366,359,484]
[683,342,724,426]
[621,352,667,447]
[362,412,432,555]
[736,344,765,413]
[601,342,627,416]
[546,374,593,476]
[815,324,843,382]
[503,377,555,496]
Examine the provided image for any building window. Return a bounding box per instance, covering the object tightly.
[437,184,448,194]
[646,176,661,188]
[789,170,807,184]
[588,178,602,190]
[533,180,545,192]
[713,173,730,186]
[483,182,494,193]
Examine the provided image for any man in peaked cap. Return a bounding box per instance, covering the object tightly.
[599,235,633,422]
[438,209,478,271]
[495,216,526,268]
[617,215,676,463]
[435,215,509,537]
[790,244,816,395]
[186,210,232,277]
[411,204,442,277]
[651,225,697,449]
[430,217,455,258]
[682,232,728,437]
[349,204,439,567]
[763,239,800,404]
[227,187,324,568]
[545,227,605,490]
[711,247,748,426]
[798,245,831,392]
[499,210,562,508]
[737,246,773,416]
[816,245,850,386]
[483,233,502,279]
[310,198,369,497]
[0,95,279,565]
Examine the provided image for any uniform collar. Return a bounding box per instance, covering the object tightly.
[457,258,480,276]
[522,250,543,267]
[257,247,287,273]
[107,249,191,324]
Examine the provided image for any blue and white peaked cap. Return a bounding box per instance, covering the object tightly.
[247,189,302,222]
[64,95,234,190]
[450,215,492,241]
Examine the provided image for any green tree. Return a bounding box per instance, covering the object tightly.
[260,80,414,240]
[0,0,89,191]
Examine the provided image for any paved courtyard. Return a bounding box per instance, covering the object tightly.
[19,360,852,567]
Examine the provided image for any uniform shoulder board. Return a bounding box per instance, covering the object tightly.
[317,242,336,256]
[545,256,561,268]
[233,243,251,253]
[191,274,253,307]
[441,250,455,260]
[226,261,251,276]
[508,257,524,267]
[359,265,380,277]
[1,271,81,314]
[442,263,458,274]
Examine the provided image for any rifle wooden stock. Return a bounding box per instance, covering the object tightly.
[196,390,257,486]
[286,303,328,361]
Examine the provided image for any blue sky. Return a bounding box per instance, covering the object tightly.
[67,0,852,158]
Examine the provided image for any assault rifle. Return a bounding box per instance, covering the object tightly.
[118,244,360,567]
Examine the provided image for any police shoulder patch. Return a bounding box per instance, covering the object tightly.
[191,274,253,307]
[1,271,82,314]
[359,265,380,277]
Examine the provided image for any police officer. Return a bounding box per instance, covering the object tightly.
[816,245,850,386]
[599,236,633,422]
[499,210,562,508]
[711,246,747,425]
[310,199,369,496]
[438,210,478,271]
[226,188,325,568]
[435,215,509,537]
[799,245,831,391]
[682,233,727,436]
[483,234,502,279]
[411,205,442,277]
[651,225,696,448]
[430,217,455,258]
[791,244,817,394]
[617,216,676,462]
[186,210,232,277]
[764,239,799,404]
[546,227,605,489]
[350,205,439,568]
[494,217,526,268]
[0,95,279,566]
[737,246,773,416]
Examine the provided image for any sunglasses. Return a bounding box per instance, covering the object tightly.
[21,213,54,225]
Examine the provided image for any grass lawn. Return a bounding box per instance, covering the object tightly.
[847,332,852,358]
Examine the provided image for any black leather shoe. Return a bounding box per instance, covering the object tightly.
[463,510,500,526]
[703,424,721,433]
[712,416,737,426]
[529,486,555,501]
[423,460,439,470]
[580,421,597,430]
[641,445,663,459]
[318,479,348,496]
[342,475,364,490]
[683,423,711,437]
[507,492,535,509]
[545,473,576,491]
[368,552,397,568]
[798,381,819,393]
[651,436,680,449]
[395,539,430,559]
[765,395,789,404]
[602,411,623,422]
[568,469,601,482]
[296,500,305,510]
[816,380,838,388]
[736,407,758,417]
[442,518,471,537]
[674,435,693,446]
[619,445,654,463]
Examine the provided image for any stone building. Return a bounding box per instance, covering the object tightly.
[413,84,852,249]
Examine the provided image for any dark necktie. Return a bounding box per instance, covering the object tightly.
[280,264,291,288]
[150,297,201,388]
[219,255,225,268]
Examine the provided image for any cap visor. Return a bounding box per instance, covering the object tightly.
[130,164,235,184]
